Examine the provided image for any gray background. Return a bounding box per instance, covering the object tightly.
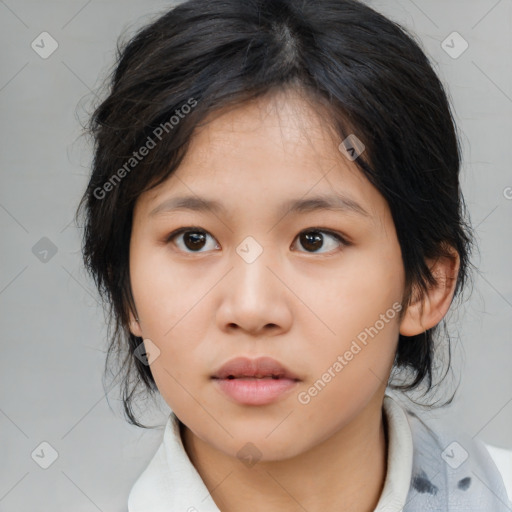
[1,0,511,510]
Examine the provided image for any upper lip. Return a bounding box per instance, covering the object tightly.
[211,356,301,380]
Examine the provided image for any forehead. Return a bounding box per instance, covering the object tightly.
[183,89,343,169]
[139,90,386,223]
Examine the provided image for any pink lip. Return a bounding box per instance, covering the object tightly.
[211,356,301,406]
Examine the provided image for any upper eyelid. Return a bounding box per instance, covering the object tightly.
[166,226,345,238]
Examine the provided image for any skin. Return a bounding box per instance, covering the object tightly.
[128,88,460,512]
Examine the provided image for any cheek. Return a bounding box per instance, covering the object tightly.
[129,246,209,389]
[130,245,200,331]
[297,312,399,433]
[301,251,402,385]
[143,322,205,416]
[317,249,403,324]
[149,351,191,410]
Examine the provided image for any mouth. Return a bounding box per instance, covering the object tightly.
[211,356,301,381]
[221,375,288,380]
[211,356,301,405]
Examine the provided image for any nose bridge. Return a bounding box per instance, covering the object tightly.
[233,234,278,299]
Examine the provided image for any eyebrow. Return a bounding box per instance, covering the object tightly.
[148,193,371,218]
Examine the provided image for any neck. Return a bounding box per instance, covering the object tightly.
[181,391,389,512]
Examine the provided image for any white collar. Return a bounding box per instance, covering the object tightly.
[128,393,413,511]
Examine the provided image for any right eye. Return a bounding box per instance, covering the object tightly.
[165,227,220,253]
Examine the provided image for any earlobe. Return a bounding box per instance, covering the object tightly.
[128,310,143,337]
[399,248,460,337]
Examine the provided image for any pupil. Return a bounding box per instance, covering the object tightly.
[301,231,323,251]
[184,232,206,251]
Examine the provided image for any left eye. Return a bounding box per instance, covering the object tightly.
[292,229,347,254]
[165,228,347,254]
[166,228,219,253]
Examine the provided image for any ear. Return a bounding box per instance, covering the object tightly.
[128,309,143,338]
[399,247,460,336]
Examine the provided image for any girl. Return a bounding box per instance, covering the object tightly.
[76,0,512,510]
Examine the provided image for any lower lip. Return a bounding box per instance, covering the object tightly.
[212,377,299,405]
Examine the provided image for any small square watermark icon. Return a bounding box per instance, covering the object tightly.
[236,236,263,264]
[133,338,161,365]
[31,441,59,469]
[441,441,469,469]
[31,32,59,59]
[441,32,468,59]
[237,442,262,468]
[338,134,365,161]
[32,237,58,263]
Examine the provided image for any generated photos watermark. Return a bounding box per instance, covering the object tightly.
[297,301,403,405]
[93,97,198,200]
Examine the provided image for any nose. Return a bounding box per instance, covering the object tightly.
[215,244,293,337]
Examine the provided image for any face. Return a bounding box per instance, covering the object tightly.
[128,89,407,461]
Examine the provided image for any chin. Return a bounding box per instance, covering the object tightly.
[222,428,309,463]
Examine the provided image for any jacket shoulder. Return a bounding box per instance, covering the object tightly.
[484,442,512,502]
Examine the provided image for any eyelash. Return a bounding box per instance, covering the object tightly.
[164,226,350,256]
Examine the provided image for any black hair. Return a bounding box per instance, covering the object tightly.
[76,0,475,427]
